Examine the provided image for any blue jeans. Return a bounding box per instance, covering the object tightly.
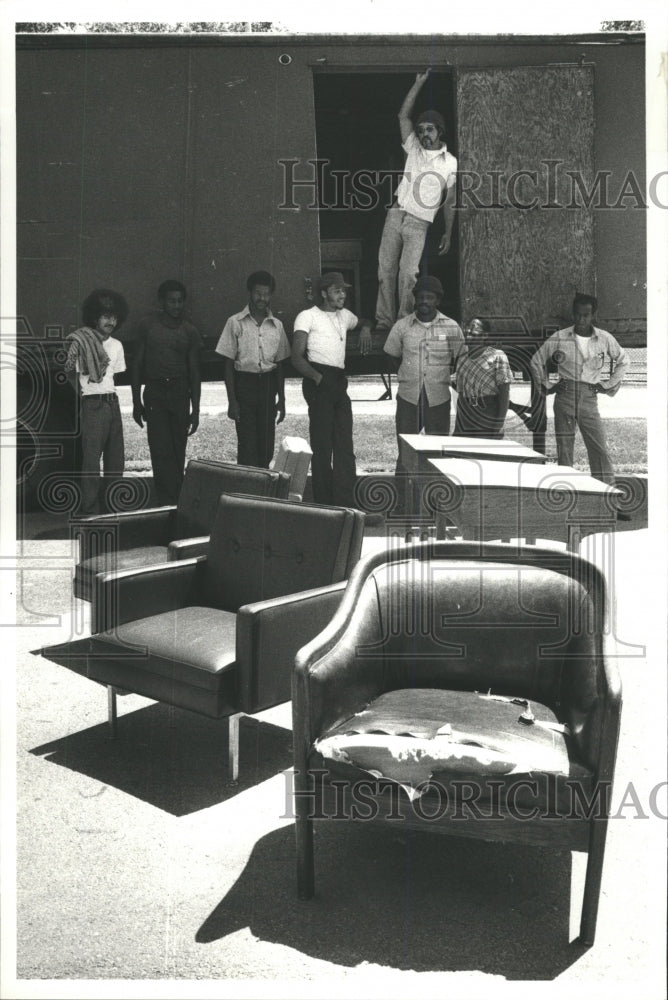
[376,206,430,329]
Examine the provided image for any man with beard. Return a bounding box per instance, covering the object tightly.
[383,274,467,489]
[375,69,457,331]
[217,270,291,468]
[291,272,372,506]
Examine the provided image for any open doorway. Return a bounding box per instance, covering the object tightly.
[313,71,459,323]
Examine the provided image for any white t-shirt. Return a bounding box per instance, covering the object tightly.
[293,306,358,369]
[396,132,457,223]
[78,335,126,395]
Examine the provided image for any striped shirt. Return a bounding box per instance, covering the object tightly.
[456,347,512,403]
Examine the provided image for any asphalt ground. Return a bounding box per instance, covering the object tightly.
[3,518,666,998]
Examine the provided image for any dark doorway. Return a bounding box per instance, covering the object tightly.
[313,71,459,323]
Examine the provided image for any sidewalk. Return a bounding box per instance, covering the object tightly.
[116,381,648,420]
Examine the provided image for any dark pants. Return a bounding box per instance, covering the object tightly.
[395,387,451,516]
[302,365,356,507]
[454,394,505,439]
[79,393,125,515]
[143,378,191,505]
[234,370,278,469]
[395,387,451,475]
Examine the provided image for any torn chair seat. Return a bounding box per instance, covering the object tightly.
[311,687,592,810]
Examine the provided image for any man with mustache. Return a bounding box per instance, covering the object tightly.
[375,69,457,332]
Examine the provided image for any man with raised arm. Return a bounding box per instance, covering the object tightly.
[375,69,458,331]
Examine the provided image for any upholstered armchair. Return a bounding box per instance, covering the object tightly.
[72,459,290,601]
[292,541,622,946]
[41,493,364,780]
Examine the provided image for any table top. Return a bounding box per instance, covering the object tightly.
[427,458,621,495]
[399,434,546,463]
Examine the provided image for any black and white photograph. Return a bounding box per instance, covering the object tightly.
[1,2,666,998]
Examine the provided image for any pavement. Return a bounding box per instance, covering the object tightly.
[116,380,649,420]
[3,507,666,998]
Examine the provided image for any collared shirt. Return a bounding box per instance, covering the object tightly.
[216,305,290,373]
[456,347,512,401]
[136,312,202,380]
[530,325,630,395]
[384,311,467,406]
[396,132,458,224]
[76,334,126,395]
[293,305,358,369]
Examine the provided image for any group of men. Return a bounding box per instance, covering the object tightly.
[65,68,631,517]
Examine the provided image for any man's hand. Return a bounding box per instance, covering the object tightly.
[275,398,286,424]
[132,403,145,428]
[415,69,430,88]
[188,410,199,436]
[227,400,240,421]
[438,234,451,256]
[359,324,373,356]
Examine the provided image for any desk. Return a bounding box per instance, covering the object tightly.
[426,458,620,549]
[400,434,547,524]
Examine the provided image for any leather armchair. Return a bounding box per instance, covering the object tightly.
[40,493,364,781]
[71,459,290,602]
[292,541,622,946]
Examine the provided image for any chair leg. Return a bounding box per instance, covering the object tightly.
[107,686,118,737]
[579,819,610,946]
[228,713,241,782]
[295,795,315,900]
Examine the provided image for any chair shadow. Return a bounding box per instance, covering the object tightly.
[29,704,292,816]
[197,823,587,978]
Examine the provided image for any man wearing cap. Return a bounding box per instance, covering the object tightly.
[291,272,372,506]
[376,69,457,331]
[383,274,467,492]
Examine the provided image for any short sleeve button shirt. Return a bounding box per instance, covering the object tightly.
[384,312,467,406]
[216,306,291,373]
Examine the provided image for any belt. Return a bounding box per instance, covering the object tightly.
[235,369,276,377]
[309,362,345,373]
[146,376,188,383]
[82,393,118,402]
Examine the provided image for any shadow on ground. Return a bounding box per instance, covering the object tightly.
[197,822,587,978]
[30,706,292,815]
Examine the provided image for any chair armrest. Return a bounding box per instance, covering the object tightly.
[167,535,210,559]
[235,582,347,714]
[73,507,176,558]
[92,557,204,632]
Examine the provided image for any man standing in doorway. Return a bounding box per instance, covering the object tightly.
[376,69,457,331]
[531,293,630,501]
[131,280,202,505]
[292,272,372,506]
[216,271,291,468]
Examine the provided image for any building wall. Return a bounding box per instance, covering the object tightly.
[16,35,646,346]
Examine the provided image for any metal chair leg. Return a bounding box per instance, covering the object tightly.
[228,713,241,782]
[107,686,118,737]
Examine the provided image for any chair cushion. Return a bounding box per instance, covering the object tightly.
[74,546,169,601]
[77,607,239,717]
[313,688,591,808]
